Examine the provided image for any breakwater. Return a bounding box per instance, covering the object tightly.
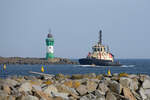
[0,73,150,100]
[0,57,78,65]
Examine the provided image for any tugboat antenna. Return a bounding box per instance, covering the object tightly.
[99,30,102,44]
[107,45,110,52]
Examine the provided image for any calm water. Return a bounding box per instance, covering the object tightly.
[0,59,150,78]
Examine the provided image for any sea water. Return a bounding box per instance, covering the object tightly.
[0,59,150,78]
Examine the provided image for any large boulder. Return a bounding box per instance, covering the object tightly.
[32,84,42,91]
[108,81,122,94]
[51,92,69,99]
[76,85,88,96]
[0,91,15,100]
[2,84,11,94]
[120,77,138,90]
[142,78,150,89]
[143,89,150,99]
[139,87,150,100]
[84,81,98,93]
[139,74,150,82]
[5,78,18,86]
[19,82,32,92]
[56,85,79,99]
[96,97,105,100]
[106,91,117,100]
[43,85,58,96]
[63,80,81,89]
[94,90,105,97]
[80,95,90,100]
[97,82,109,95]
[80,93,96,100]
[22,95,39,100]
[120,77,131,88]
[123,87,136,100]
[33,90,52,100]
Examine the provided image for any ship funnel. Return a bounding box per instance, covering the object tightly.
[99,30,102,44]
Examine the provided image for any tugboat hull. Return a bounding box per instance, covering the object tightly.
[79,58,122,66]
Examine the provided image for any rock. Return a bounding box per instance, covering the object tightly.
[53,97,63,100]
[43,85,58,96]
[97,82,109,95]
[139,88,147,100]
[55,74,65,80]
[85,73,96,79]
[0,91,8,100]
[111,76,120,81]
[76,85,88,96]
[0,91,15,100]
[5,78,18,86]
[33,90,52,100]
[85,81,98,93]
[56,85,79,99]
[72,81,81,88]
[106,91,117,100]
[120,77,138,90]
[51,92,69,99]
[143,89,150,99]
[23,95,39,100]
[19,82,32,92]
[139,74,150,82]
[123,87,136,100]
[128,74,138,79]
[120,77,131,88]
[63,80,81,89]
[119,73,129,77]
[142,78,150,89]
[139,87,150,100]
[94,90,105,97]
[30,80,43,86]
[32,84,42,91]
[109,81,122,94]
[131,78,139,91]
[80,93,96,100]
[2,84,11,94]
[63,80,73,88]
[71,74,83,80]
[131,90,142,100]
[96,74,104,80]
[86,93,96,99]
[80,96,90,100]
[96,97,105,100]
[8,96,16,100]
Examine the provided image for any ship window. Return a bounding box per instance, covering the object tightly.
[101,48,102,51]
[93,48,96,52]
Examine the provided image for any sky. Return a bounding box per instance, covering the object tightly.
[0,0,150,59]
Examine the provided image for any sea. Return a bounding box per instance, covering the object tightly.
[0,59,150,78]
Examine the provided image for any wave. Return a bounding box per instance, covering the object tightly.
[121,65,135,67]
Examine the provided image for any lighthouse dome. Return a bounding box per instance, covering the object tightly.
[47,34,53,38]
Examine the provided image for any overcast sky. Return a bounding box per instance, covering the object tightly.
[0,0,150,59]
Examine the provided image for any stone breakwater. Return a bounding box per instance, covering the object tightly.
[1,73,150,100]
[0,57,78,65]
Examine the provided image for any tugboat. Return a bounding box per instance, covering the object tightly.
[79,30,122,66]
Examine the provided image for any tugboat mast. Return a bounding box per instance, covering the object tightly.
[99,30,102,45]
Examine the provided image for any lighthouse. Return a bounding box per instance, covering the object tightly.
[46,32,54,59]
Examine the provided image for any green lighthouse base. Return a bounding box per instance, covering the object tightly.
[46,53,54,60]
